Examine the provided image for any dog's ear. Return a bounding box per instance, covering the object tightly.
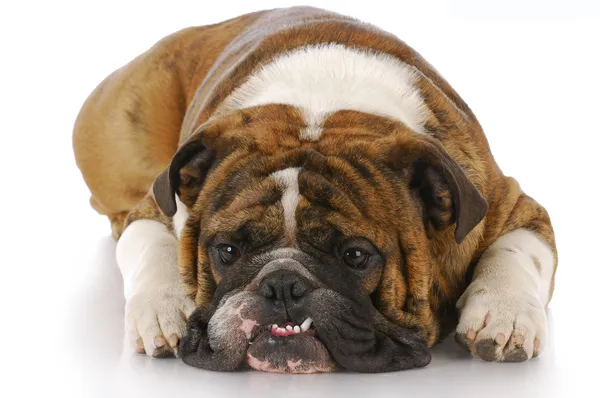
[387,133,488,243]
[153,138,215,217]
[152,111,249,216]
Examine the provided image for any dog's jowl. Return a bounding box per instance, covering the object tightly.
[73,6,557,372]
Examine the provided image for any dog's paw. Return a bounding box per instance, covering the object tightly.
[125,285,196,358]
[455,283,547,362]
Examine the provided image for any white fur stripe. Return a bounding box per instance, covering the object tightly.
[219,43,429,140]
[173,195,189,240]
[479,228,555,306]
[116,220,180,299]
[271,167,301,243]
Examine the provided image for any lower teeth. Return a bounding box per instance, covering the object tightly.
[270,318,314,336]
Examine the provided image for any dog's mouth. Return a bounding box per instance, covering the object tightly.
[179,289,431,373]
[178,292,337,374]
[247,318,336,373]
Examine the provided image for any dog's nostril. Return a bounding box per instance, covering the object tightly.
[260,282,277,299]
[291,281,307,298]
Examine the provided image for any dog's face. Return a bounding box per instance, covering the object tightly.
[153,106,487,373]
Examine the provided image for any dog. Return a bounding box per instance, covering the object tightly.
[73,6,557,373]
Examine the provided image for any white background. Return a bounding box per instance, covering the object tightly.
[1,1,599,397]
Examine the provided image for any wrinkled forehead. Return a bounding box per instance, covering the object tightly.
[196,109,416,247]
[200,152,402,252]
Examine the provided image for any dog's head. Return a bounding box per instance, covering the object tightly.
[152,106,487,373]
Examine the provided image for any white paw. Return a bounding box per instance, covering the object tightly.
[455,282,547,362]
[125,284,195,358]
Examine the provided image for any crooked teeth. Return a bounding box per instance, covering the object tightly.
[271,324,287,334]
[300,317,313,332]
[270,318,313,336]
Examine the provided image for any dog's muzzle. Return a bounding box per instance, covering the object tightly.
[179,252,430,373]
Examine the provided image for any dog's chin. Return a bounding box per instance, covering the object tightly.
[247,330,335,373]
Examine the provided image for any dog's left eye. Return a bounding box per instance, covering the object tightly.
[343,248,369,268]
[218,244,241,264]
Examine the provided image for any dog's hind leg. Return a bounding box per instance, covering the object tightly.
[72,30,192,239]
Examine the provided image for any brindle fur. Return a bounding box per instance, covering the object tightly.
[73,6,557,348]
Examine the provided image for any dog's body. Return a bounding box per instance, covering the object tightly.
[73,7,557,373]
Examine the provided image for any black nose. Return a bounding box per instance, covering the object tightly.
[259,270,310,304]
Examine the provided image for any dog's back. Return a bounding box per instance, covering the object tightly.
[73,6,483,240]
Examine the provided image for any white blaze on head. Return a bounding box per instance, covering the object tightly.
[172,195,189,240]
[270,167,301,244]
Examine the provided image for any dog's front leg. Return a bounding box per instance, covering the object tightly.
[455,227,556,362]
[115,196,195,357]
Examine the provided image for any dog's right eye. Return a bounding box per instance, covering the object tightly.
[217,244,241,264]
[343,248,370,268]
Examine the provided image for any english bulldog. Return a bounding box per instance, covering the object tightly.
[73,6,557,373]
